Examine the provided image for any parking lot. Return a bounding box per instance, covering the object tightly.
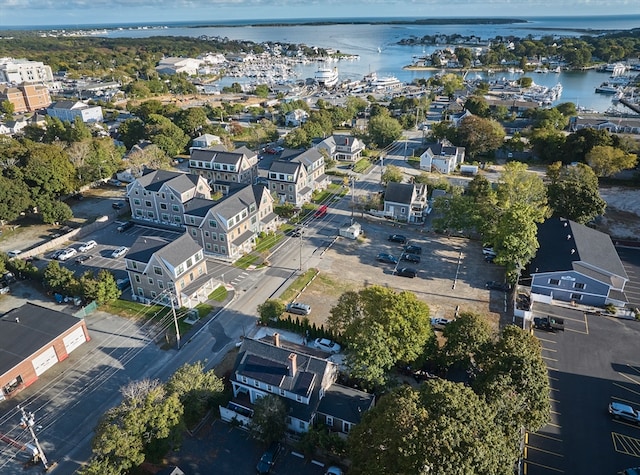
[525,301,640,474]
[168,420,328,475]
[299,218,508,330]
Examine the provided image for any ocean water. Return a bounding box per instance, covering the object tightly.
[103,15,640,113]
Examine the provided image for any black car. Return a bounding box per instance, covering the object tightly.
[401,253,421,263]
[403,245,422,255]
[75,254,92,264]
[117,220,135,232]
[533,316,565,332]
[486,281,512,292]
[388,234,407,244]
[112,201,125,210]
[256,442,282,474]
[377,253,398,264]
[396,267,417,278]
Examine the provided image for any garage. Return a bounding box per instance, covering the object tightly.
[63,326,87,354]
[32,346,59,376]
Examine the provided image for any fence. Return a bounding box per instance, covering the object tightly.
[73,300,98,318]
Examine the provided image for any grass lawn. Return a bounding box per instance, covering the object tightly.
[312,183,346,204]
[279,268,319,302]
[353,158,371,173]
[255,232,284,253]
[208,286,228,302]
[234,253,259,269]
[103,299,172,320]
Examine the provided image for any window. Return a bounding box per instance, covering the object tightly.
[147,211,154,219]
[174,216,182,223]
[296,395,302,402]
[186,257,193,267]
[153,266,162,276]
[549,278,560,285]
[145,200,152,207]
[134,275,141,283]
[206,243,211,250]
[148,277,154,285]
[137,287,144,296]
[160,203,167,210]
[573,282,585,290]
[204,231,209,237]
[158,280,164,289]
[254,380,260,388]
[279,389,285,396]
[267,385,272,392]
[136,209,143,216]
[326,416,333,427]
[241,376,247,383]
[570,293,583,300]
[133,198,141,205]
[191,229,197,237]
[220,235,225,242]
[209,220,217,228]
[299,421,305,430]
[343,421,351,433]
[172,204,180,212]
[131,262,138,270]
[150,291,157,298]
[189,216,195,225]
[161,213,169,221]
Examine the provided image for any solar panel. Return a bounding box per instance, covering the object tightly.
[241,354,287,387]
[293,371,315,396]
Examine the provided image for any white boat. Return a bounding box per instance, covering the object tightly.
[371,75,402,89]
[595,83,620,94]
[314,67,339,87]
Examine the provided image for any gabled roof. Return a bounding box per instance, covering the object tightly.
[384,182,414,205]
[235,338,330,395]
[209,184,263,220]
[190,146,256,165]
[317,383,375,424]
[184,197,216,218]
[270,159,302,175]
[135,169,201,194]
[292,148,323,168]
[0,303,85,376]
[126,234,201,268]
[49,100,87,110]
[530,217,628,281]
[423,140,464,157]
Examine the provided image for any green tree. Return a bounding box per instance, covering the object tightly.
[80,269,121,304]
[456,116,505,158]
[283,127,309,149]
[68,116,93,142]
[250,394,287,446]
[87,379,183,473]
[36,198,73,224]
[367,113,403,148]
[464,96,490,118]
[43,260,78,294]
[547,162,606,223]
[0,99,15,116]
[146,113,190,157]
[441,312,493,369]
[117,118,146,149]
[475,325,551,434]
[257,299,285,324]
[166,361,225,427]
[586,145,638,177]
[22,142,77,198]
[174,107,209,136]
[381,164,403,184]
[348,380,514,475]
[254,84,270,98]
[328,286,432,387]
[0,175,31,222]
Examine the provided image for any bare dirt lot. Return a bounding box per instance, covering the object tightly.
[291,222,507,333]
[598,186,640,239]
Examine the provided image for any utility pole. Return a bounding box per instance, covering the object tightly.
[351,176,355,224]
[18,405,49,471]
[299,227,303,272]
[169,291,181,349]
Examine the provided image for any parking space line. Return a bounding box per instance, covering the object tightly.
[537,337,558,344]
[612,396,640,406]
[613,419,640,430]
[525,445,564,457]
[612,432,640,458]
[524,460,565,473]
[547,367,559,372]
[529,432,563,442]
[542,347,558,353]
[619,372,640,385]
[542,355,558,362]
[546,422,561,428]
[548,375,559,381]
[614,382,640,397]
[550,410,561,416]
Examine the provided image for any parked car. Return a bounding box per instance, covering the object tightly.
[609,402,640,424]
[57,248,78,261]
[111,246,128,258]
[117,221,135,232]
[403,244,422,255]
[377,253,398,264]
[286,302,311,315]
[313,338,341,354]
[430,317,452,331]
[78,240,97,252]
[7,250,22,258]
[396,267,417,278]
[533,316,565,332]
[388,234,407,244]
[50,249,65,260]
[0,282,10,295]
[106,178,122,186]
[291,227,303,238]
[256,442,282,474]
[112,201,125,210]
[486,281,512,292]
[619,468,640,475]
[116,277,131,290]
[482,247,497,257]
[325,467,344,475]
[401,253,420,263]
[75,255,92,264]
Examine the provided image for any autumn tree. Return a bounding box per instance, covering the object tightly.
[381,164,403,184]
[547,162,606,223]
[328,286,432,388]
[586,145,637,177]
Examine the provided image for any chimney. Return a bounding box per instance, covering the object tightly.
[287,353,297,377]
[273,332,281,348]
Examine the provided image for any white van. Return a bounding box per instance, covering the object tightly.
[286,302,311,315]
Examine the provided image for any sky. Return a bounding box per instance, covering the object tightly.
[1,0,638,28]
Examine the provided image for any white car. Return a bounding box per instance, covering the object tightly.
[111,246,128,258]
[313,338,341,354]
[430,317,452,331]
[7,250,22,258]
[57,248,78,261]
[286,302,311,315]
[78,240,97,252]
